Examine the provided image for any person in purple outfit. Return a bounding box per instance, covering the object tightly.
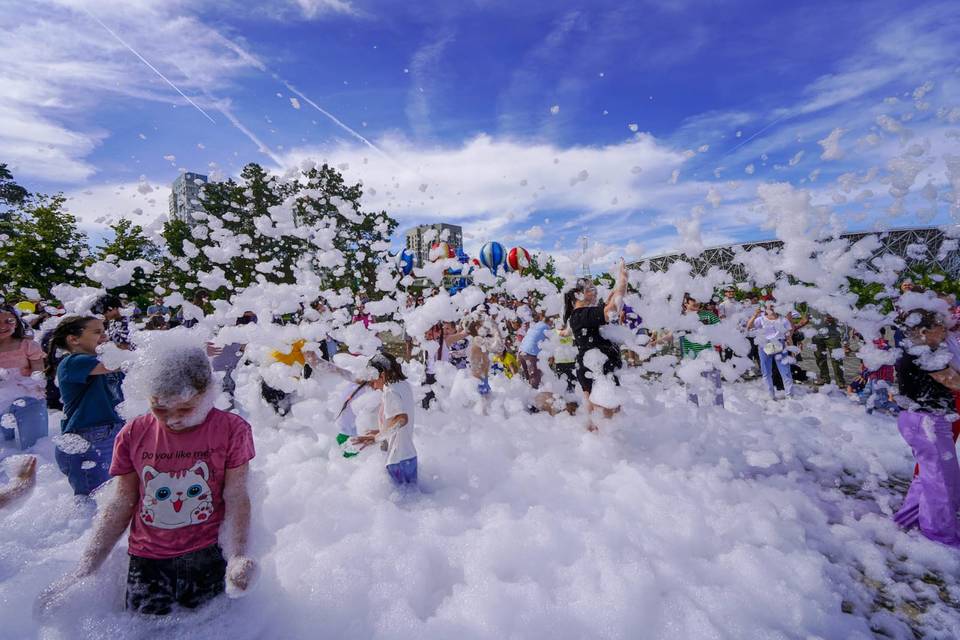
[892,308,960,548]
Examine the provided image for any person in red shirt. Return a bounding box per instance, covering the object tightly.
[37,345,256,616]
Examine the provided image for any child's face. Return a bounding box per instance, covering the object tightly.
[69,319,106,354]
[150,391,209,430]
[0,312,17,339]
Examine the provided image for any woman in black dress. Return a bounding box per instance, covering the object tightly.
[563,259,628,429]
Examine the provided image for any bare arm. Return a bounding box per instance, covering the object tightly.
[75,473,139,576]
[36,472,138,616]
[0,456,37,509]
[222,464,251,559]
[930,368,960,391]
[604,259,628,319]
[223,463,257,593]
[746,309,761,330]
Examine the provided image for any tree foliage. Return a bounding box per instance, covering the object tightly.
[0,194,90,300]
[159,163,397,300]
[95,218,162,304]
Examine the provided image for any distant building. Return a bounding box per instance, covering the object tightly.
[168,172,208,224]
[405,223,463,267]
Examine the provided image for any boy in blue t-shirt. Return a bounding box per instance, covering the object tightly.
[47,316,124,495]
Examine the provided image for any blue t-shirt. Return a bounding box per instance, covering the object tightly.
[57,354,124,433]
[520,322,550,356]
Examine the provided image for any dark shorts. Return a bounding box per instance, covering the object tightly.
[126,545,227,615]
[575,350,622,394]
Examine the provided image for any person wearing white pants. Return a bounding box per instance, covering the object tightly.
[748,301,795,399]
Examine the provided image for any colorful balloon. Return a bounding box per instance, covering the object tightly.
[479,242,505,272]
[393,248,414,276]
[429,241,455,262]
[507,247,531,272]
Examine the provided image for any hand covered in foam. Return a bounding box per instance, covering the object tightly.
[225,555,258,597]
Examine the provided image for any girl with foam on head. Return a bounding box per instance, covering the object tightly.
[37,343,257,617]
[0,304,47,449]
[47,315,125,495]
[351,352,418,486]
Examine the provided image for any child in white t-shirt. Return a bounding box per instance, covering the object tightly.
[352,353,417,485]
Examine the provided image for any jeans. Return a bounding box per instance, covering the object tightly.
[54,422,123,495]
[386,457,418,485]
[1,396,48,449]
[687,369,724,407]
[127,545,227,615]
[758,348,793,398]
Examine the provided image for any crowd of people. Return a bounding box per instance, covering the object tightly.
[2,265,960,620]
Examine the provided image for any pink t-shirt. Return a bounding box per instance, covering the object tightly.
[0,339,43,376]
[110,408,255,560]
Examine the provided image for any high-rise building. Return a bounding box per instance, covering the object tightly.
[405,223,463,267]
[168,172,208,225]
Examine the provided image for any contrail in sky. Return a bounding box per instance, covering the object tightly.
[212,100,286,167]
[82,7,217,124]
[725,113,789,156]
[213,32,392,162]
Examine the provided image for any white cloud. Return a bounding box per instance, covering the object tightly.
[0,1,268,183]
[817,127,846,160]
[282,133,687,237]
[292,0,356,18]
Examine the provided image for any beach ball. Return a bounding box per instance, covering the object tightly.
[14,301,35,314]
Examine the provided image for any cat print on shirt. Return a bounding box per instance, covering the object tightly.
[140,460,215,529]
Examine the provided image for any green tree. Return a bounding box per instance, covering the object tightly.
[159,163,398,301]
[95,218,162,304]
[293,163,398,298]
[160,164,304,298]
[0,163,29,212]
[0,194,90,300]
[524,254,565,291]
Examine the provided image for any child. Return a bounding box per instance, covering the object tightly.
[47,316,125,495]
[0,304,46,448]
[892,309,960,547]
[37,345,256,616]
[679,295,724,408]
[352,353,417,485]
[466,315,504,397]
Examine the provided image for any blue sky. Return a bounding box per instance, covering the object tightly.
[2,0,959,271]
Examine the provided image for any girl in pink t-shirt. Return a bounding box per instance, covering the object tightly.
[0,304,46,449]
[37,345,257,617]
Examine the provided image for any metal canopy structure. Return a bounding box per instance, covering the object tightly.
[629,226,960,281]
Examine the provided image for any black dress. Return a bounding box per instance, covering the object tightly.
[568,305,622,393]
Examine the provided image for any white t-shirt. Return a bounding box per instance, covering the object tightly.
[380,380,417,465]
[718,299,742,320]
[755,315,791,345]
